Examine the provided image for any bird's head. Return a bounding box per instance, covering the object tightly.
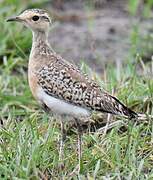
[7,9,51,33]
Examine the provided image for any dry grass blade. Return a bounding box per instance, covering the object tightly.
[96,120,125,134]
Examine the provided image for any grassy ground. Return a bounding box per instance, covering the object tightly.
[0,1,153,179]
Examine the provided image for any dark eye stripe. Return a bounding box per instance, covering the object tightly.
[42,16,50,22]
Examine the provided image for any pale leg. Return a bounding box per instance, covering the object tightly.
[59,120,65,169]
[74,118,83,172]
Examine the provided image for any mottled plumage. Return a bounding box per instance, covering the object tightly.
[36,53,137,118]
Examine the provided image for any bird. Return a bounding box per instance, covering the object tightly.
[7,8,138,171]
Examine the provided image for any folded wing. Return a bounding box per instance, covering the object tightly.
[37,55,137,119]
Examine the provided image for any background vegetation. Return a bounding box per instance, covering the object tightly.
[0,0,153,179]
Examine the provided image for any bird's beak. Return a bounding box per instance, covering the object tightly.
[6,16,22,22]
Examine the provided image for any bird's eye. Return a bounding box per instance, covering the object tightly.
[32,15,39,21]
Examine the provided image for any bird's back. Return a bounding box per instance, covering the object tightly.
[31,49,137,119]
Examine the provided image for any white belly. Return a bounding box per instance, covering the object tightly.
[37,87,90,118]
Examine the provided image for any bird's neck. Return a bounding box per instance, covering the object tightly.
[30,30,54,58]
[32,31,49,47]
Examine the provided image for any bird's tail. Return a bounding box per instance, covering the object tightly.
[101,94,138,119]
[111,95,138,119]
[104,95,153,120]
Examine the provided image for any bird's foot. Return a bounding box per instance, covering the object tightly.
[58,161,65,171]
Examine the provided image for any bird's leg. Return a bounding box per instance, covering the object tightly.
[59,120,65,169]
[74,118,83,173]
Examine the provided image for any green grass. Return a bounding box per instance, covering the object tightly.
[0,1,153,179]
